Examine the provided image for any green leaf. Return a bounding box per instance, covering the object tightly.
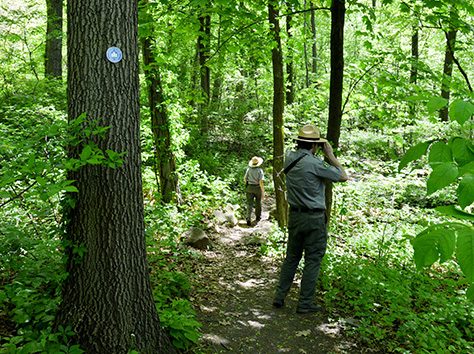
[428,142,452,166]
[451,138,474,166]
[438,229,456,263]
[398,141,431,172]
[413,226,456,269]
[36,176,47,186]
[449,99,474,126]
[63,186,79,193]
[458,174,474,209]
[427,163,458,194]
[457,227,474,282]
[79,145,92,161]
[459,161,474,176]
[466,283,474,301]
[413,232,440,270]
[436,205,474,221]
[427,97,448,115]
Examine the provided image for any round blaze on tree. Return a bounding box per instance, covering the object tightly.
[54,0,176,353]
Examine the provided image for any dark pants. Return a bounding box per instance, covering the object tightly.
[246,184,262,221]
[274,209,327,309]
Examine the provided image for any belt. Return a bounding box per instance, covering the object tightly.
[290,206,324,213]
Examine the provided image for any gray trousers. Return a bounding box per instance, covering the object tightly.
[245,184,262,221]
[274,209,327,309]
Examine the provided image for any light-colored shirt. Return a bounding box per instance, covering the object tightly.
[244,167,264,185]
[285,149,342,210]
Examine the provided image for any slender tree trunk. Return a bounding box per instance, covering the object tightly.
[286,11,294,105]
[269,1,287,228]
[303,0,310,88]
[198,12,211,134]
[409,18,419,117]
[410,29,419,84]
[311,9,318,77]
[325,0,345,222]
[44,0,63,78]
[439,28,457,122]
[55,0,176,352]
[142,19,182,204]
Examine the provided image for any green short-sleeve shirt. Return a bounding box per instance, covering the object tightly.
[285,149,342,210]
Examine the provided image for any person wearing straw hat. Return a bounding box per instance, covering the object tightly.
[273,124,348,313]
[244,156,265,226]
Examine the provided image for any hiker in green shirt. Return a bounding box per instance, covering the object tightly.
[273,124,348,313]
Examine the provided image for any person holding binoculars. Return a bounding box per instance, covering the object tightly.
[273,124,348,314]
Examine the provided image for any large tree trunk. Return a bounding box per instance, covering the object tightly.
[44,0,63,78]
[142,9,182,204]
[55,0,176,353]
[269,1,287,228]
[439,27,457,122]
[325,0,345,223]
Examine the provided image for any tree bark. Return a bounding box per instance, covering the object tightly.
[303,0,310,88]
[439,27,457,122]
[311,9,318,77]
[269,1,288,228]
[55,0,176,353]
[142,8,182,204]
[286,11,294,105]
[44,0,63,78]
[410,27,419,84]
[198,12,211,134]
[325,0,345,223]
[409,15,419,117]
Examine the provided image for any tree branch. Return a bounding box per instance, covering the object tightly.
[444,30,473,92]
[342,61,381,114]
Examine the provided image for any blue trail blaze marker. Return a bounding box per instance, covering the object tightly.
[106,47,122,63]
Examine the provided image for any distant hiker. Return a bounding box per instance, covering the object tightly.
[273,124,348,313]
[244,156,265,226]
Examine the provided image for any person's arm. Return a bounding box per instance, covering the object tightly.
[322,142,348,182]
[259,180,264,199]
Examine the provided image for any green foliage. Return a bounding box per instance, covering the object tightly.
[399,97,474,299]
[2,326,84,354]
[149,255,201,351]
[321,253,474,353]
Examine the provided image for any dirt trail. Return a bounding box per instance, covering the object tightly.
[189,198,364,354]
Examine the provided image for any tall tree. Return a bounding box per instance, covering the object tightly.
[141,4,182,204]
[439,22,457,122]
[311,9,318,78]
[409,7,420,117]
[54,0,176,352]
[325,0,346,221]
[286,10,294,105]
[44,0,63,78]
[269,1,288,228]
[197,9,211,134]
[303,0,310,88]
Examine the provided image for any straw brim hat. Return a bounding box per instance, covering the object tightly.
[293,124,328,143]
[249,156,263,167]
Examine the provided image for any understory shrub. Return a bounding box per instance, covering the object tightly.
[320,252,474,353]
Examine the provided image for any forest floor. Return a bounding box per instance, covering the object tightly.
[185,198,381,354]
